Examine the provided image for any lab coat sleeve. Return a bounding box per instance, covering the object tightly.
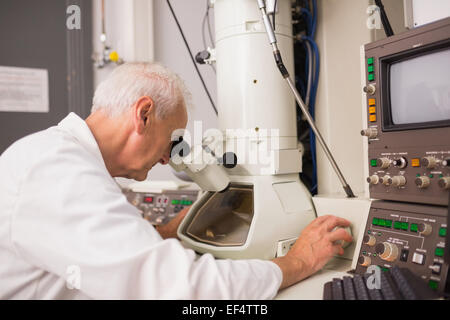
[10,139,282,299]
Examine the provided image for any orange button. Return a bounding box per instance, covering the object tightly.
[369,107,376,114]
[369,114,377,122]
[411,158,420,167]
[368,98,376,106]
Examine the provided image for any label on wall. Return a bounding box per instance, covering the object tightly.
[0,66,49,113]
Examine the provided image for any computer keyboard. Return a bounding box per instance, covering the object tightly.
[323,266,441,300]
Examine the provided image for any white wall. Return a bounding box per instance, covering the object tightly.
[92,0,218,184]
[314,0,406,197]
[150,0,218,180]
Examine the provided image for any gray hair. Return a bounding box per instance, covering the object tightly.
[92,62,191,118]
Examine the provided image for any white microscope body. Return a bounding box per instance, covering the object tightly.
[171,0,316,260]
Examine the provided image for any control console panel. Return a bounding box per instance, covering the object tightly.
[355,200,448,293]
[123,188,200,225]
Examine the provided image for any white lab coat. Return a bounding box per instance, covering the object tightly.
[0,112,282,299]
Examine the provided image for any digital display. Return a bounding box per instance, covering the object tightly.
[143,196,153,204]
[389,48,450,125]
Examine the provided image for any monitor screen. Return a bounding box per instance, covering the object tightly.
[389,48,450,125]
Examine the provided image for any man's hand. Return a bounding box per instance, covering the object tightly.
[272,215,353,290]
[155,206,190,240]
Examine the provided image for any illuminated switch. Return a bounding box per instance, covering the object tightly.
[412,252,425,265]
[369,107,376,114]
[369,115,376,122]
[368,98,376,106]
[368,73,375,81]
[411,158,420,167]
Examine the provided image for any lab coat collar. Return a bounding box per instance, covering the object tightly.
[58,112,106,168]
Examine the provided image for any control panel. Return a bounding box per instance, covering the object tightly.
[366,148,450,206]
[123,188,200,225]
[361,17,450,206]
[355,200,448,293]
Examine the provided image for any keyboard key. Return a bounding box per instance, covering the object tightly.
[331,278,344,300]
[353,274,370,300]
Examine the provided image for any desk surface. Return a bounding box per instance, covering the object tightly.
[275,258,353,300]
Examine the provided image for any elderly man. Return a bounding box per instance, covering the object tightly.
[0,62,352,299]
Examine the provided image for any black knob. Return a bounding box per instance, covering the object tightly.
[375,243,385,255]
[195,50,210,64]
[222,152,238,169]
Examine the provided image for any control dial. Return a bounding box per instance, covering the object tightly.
[381,175,392,186]
[360,128,378,139]
[377,157,391,169]
[389,176,406,187]
[442,159,450,167]
[363,84,376,95]
[415,176,430,189]
[418,223,432,236]
[421,156,439,169]
[366,175,379,185]
[375,242,399,262]
[363,235,376,246]
[438,177,450,190]
[392,157,407,169]
[358,256,371,267]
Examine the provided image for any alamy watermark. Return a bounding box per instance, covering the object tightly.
[66,265,81,290]
[366,5,382,30]
[66,4,81,30]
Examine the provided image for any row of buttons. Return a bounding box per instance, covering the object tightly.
[372,217,447,237]
[171,199,193,205]
[368,98,376,122]
[367,57,375,82]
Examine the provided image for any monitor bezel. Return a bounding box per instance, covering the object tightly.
[380,39,450,132]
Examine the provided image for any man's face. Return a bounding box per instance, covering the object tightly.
[123,102,188,181]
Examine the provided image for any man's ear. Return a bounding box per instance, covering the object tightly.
[133,96,155,134]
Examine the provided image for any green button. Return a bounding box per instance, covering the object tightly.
[372,218,379,226]
[435,247,444,257]
[171,199,179,205]
[370,159,378,167]
[368,73,375,81]
[381,267,389,272]
[416,173,421,177]
[368,230,371,234]
[368,65,374,72]
[367,57,374,65]
[439,174,443,178]
[429,174,434,178]
[378,219,386,227]
[401,222,409,230]
[428,280,439,290]
[385,220,392,228]
[394,221,402,230]
[373,253,377,257]
[439,227,447,237]
[410,223,418,232]
[363,251,367,255]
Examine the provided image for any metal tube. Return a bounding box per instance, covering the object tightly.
[285,77,354,197]
[257,0,355,197]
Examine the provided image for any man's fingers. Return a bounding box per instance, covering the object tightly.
[328,227,353,243]
[333,244,345,256]
[323,216,351,232]
[311,215,333,226]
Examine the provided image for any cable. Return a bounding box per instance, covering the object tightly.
[374,0,394,37]
[166,0,218,116]
[201,0,216,74]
